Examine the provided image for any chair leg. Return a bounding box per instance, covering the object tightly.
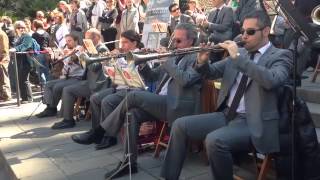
[74,97,82,117]
[257,155,272,180]
[311,55,320,82]
[154,122,167,158]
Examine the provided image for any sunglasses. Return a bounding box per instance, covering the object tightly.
[240,27,264,36]
[17,27,26,29]
[171,8,180,12]
[173,38,183,44]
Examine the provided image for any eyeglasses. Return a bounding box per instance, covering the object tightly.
[240,27,264,36]
[173,38,182,44]
[171,8,180,12]
[16,27,26,29]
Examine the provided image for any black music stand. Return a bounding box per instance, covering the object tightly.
[273,1,320,180]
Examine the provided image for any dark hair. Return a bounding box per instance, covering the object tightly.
[175,23,198,45]
[244,10,271,28]
[121,30,144,49]
[169,3,179,12]
[65,34,78,43]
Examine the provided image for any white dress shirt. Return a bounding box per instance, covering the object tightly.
[227,41,271,113]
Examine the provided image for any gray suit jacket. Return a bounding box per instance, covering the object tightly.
[86,44,110,93]
[139,53,202,125]
[196,45,293,153]
[207,6,234,43]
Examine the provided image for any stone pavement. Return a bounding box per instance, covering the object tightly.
[0,94,214,180]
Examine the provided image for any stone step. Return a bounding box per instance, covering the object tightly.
[307,102,320,128]
[297,73,320,104]
[0,149,17,180]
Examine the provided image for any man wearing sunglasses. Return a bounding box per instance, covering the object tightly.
[200,0,233,44]
[161,10,293,180]
[168,3,194,35]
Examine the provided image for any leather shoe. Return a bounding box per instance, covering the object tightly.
[104,161,138,179]
[21,100,33,104]
[71,129,102,145]
[51,119,75,129]
[95,136,117,150]
[36,107,57,118]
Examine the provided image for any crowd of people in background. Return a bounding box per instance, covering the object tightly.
[0,0,304,103]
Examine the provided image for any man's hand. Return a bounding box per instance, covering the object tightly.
[201,19,209,29]
[197,43,211,64]
[218,40,239,60]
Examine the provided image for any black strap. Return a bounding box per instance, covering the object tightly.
[225,51,258,120]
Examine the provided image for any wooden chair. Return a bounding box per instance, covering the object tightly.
[153,80,220,158]
[74,97,91,121]
[234,152,273,180]
[153,121,169,158]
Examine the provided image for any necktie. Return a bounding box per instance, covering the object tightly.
[225,51,258,120]
[155,55,184,94]
[212,9,220,23]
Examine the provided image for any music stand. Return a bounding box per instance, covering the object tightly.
[104,62,146,180]
[271,1,320,179]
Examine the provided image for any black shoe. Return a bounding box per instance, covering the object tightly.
[104,161,138,179]
[51,119,75,129]
[36,107,57,118]
[95,136,117,150]
[71,129,103,145]
[21,99,33,104]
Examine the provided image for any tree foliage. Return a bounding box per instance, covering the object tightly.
[0,0,59,20]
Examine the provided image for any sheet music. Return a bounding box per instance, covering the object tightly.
[103,63,146,89]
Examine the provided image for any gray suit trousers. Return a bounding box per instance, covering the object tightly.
[101,91,167,141]
[43,78,80,108]
[90,88,116,129]
[61,80,91,120]
[160,112,251,180]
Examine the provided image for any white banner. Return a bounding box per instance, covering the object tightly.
[141,0,174,48]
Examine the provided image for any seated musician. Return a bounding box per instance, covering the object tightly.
[160,10,293,180]
[36,34,84,118]
[198,0,234,62]
[75,23,203,179]
[71,30,144,149]
[51,28,109,129]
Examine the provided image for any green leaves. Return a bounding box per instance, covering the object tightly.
[0,0,59,19]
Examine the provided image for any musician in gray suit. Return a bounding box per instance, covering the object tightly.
[161,10,293,180]
[200,0,234,44]
[51,28,109,129]
[36,34,84,119]
[75,23,202,179]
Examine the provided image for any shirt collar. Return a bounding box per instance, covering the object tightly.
[257,41,271,55]
[216,4,226,11]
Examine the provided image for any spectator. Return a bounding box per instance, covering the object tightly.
[119,0,139,34]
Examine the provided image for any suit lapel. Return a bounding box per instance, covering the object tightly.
[247,45,276,87]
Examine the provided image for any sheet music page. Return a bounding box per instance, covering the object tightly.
[120,67,146,88]
[83,39,98,55]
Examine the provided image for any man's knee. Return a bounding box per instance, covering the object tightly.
[52,84,63,95]
[126,91,145,105]
[205,132,229,154]
[90,92,100,105]
[101,96,116,110]
[62,86,74,98]
[171,117,187,135]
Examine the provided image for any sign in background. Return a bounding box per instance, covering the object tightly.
[141,0,174,48]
